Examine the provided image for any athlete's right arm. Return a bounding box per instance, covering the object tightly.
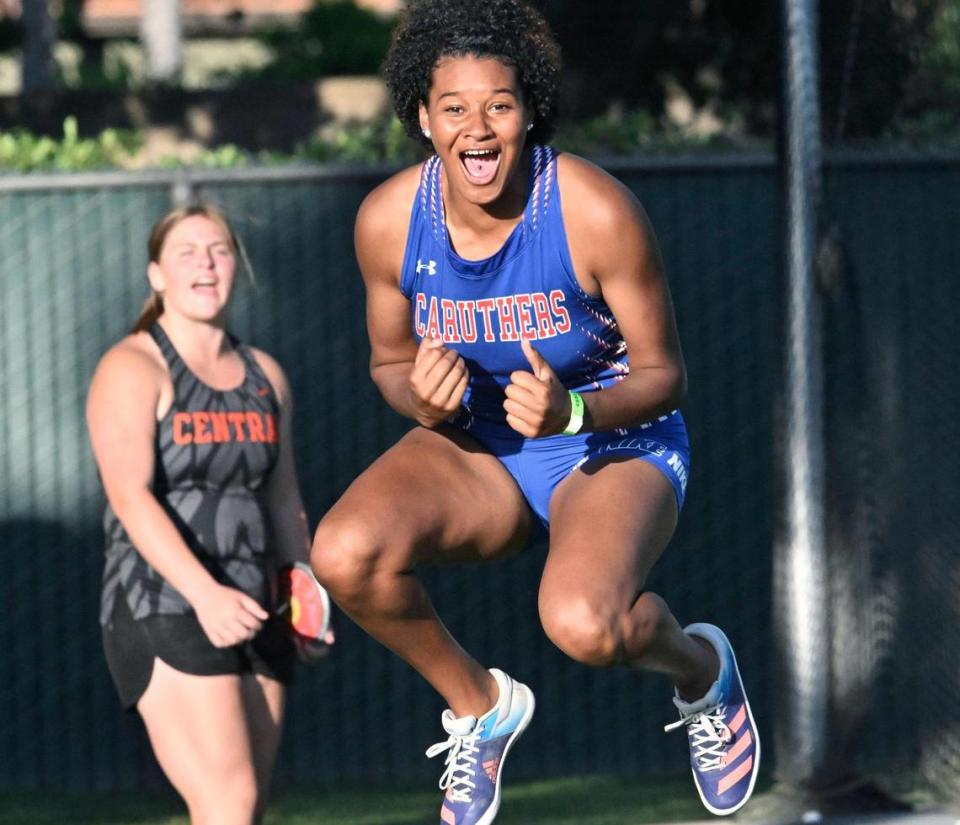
[355,171,468,428]
[86,340,268,647]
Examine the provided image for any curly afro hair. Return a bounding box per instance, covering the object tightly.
[382,0,562,148]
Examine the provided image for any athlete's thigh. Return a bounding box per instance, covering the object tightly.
[242,673,285,793]
[138,659,256,796]
[321,424,533,562]
[541,456,679,611]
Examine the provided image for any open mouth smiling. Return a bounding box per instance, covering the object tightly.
[192,278,219,293]
[460,148,501,185]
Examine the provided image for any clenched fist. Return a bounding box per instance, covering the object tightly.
[409,337,470,428]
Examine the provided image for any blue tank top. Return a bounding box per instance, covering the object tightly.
[399,145,630,425]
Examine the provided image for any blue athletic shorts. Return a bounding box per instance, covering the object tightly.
[452,409,690,534]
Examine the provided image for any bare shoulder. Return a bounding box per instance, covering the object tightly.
[248,346,292,407]
[355,163,424,279]
[87,331,168,424]
[556,152,649,235]
[355,163,423,245]
[92,332,166,389]
[556,152,662,290]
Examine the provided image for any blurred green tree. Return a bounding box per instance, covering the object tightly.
[239,0,395,81]
[540,0,956,143]
[4,0,958,149]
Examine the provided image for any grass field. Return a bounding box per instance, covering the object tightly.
[0,774,736,825]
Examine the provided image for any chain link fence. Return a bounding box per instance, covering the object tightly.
[0,153,957,794]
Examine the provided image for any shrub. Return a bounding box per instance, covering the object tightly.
[293,115,424,165]
[0,116,140,172]
[224,0,395,83]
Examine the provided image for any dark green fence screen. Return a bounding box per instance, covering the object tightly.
[0,154,957,795]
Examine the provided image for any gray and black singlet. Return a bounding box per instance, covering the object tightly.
[100,323,281,625]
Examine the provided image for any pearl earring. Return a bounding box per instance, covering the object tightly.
[527,123,533,132]
[422,128,432,139]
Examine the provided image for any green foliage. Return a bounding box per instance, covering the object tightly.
[0,116,140,172]
[544,0,957,143]
[152,142,253,169]
[1,107,748,174]
[161,109,756,170]
[225,0,395,83]
[553,109,763,157]
[8,101,960,176]
[293,115,424,165]
[922,0,960,96]
[543,1,778,133]
[886,109,960,149]
[3,0,957,150]
[63,48,137,92]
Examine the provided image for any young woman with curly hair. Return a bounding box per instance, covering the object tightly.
[311,1,760,821]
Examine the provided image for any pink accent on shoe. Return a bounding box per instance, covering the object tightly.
[718,755,754,795]
[721,729,753,767]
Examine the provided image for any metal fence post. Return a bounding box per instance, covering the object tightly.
[775,0,829,793]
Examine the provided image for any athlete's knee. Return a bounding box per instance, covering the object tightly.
[539,596,626,667]
[624,591,672,660]
[310,516,396,604]
[185,767,259,825]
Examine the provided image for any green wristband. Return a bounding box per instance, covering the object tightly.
[562,390,585,435]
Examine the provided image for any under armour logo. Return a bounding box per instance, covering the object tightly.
[416,259,438,276]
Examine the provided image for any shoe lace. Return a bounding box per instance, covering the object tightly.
[426,729,481,802]
[664,704,733,772]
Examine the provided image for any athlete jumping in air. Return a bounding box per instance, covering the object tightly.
[310,2,759,822]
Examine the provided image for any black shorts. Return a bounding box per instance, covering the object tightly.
[102,591,297,710]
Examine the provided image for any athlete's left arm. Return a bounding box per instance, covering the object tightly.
[562,154,687,431]
[254,349,312,567]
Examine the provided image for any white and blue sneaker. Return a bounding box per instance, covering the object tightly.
[426,668,535,825]
[665,623,761,816]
